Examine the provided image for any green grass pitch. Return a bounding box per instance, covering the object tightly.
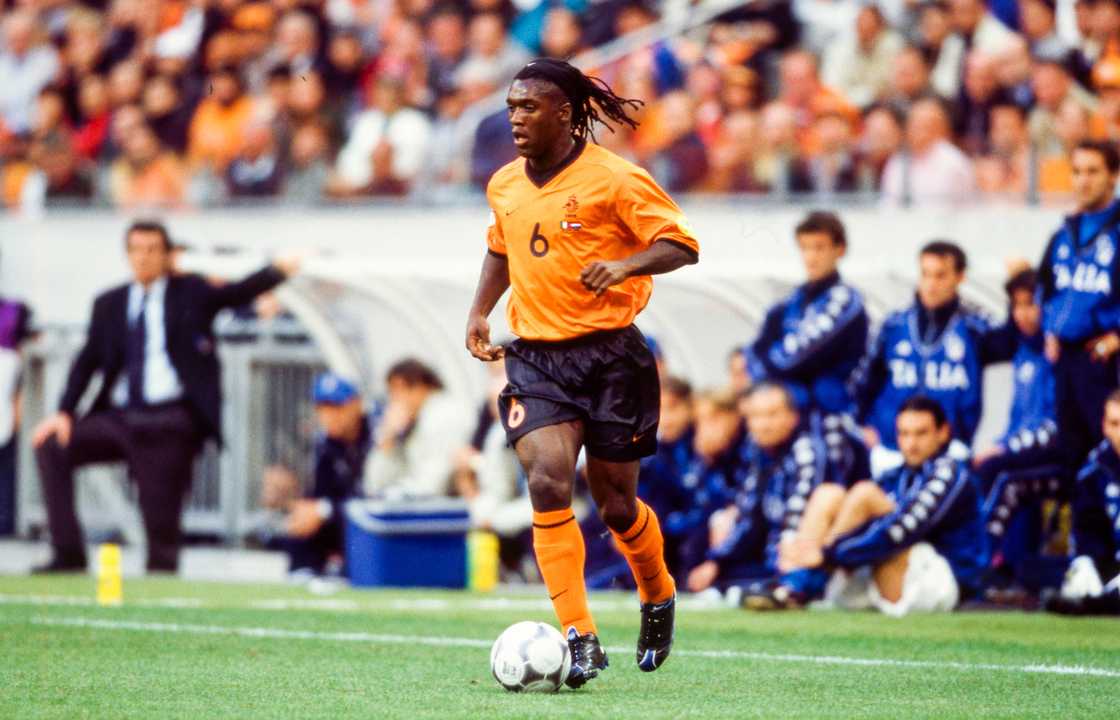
[2,575,1118,719]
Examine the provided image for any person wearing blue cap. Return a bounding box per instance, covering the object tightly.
[282,371,372,576]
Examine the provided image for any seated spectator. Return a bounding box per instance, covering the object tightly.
[1029,61,1096,157]
[23,136,94,208]
[945,0,1020,57]
[790,112,859,194]
[279,373,372,577]
[764,396,988,615]
[956,50,1009,156]
[753,102,799,194]
[108,59,145,109]
[1020,0,1073,62]
[188,66,260,173]
[273,9,324,79]
[821,4,905,109]
[662,388,746,580]
[106,121,186,209]
[226,120,284,198]
[776,49,859,156]
[331,75,431,195]
[881,97,976,207]
[0,10,61,135]
[920,0,963,99]
[703,110,761,193]
[1045,390,1120,614]
[646,92,709,193]
[974,103,1031,194]
[143,74,192,154]
[993,36,1036,110]
[454,12,528,90]
[686,382,832,594]
[283,121,330,203]
[1038,98,1092,193]
[1090,55,1120,140]
[856,105,904,191]
[883,46,936,117]
[364,358,471,498]
[31,89,71,148]
[73,74,111,161]
[426,7,468,104]
[540,8,585,60]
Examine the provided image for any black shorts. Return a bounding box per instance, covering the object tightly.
[499,325,660,462]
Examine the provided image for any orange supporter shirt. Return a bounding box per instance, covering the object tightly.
[485,142,699,341]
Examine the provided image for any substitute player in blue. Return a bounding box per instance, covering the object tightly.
[974,269,1065,582]
[1046,390,1120,615]
[747,211,868,416]
[759,396,987,614]
[851,241,1013,474]
[1038,140,1120,470]
[684,382,832,595]
[747,212,870,484]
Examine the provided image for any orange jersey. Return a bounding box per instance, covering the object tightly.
[485,142,699,341]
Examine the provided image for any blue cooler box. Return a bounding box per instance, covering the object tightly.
[345,498,471,588]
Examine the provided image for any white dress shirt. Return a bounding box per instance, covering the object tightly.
[111,276,185,407]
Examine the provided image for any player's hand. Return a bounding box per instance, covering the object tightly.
[580,260,632,296]
[1044,334,1060,363]
[32,412,72,448]
[1086,332,1120,363]
[862,425,880,449]
[686,560,720,593]
[466,314,504,361]
[287,499,326,538]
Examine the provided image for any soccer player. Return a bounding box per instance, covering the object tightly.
[746,211,869,486]
[1046,390,1120,616]
[763,396,987,615]
[464,58,699,687]
[1037,140,1120,470]
[850,241,1013,475]
[973,269,1064,584]
[746,211,867,417]
[685,383,832,595]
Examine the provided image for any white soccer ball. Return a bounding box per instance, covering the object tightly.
[489,621,571,693]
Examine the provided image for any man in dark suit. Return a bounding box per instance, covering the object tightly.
[31,220,300,573]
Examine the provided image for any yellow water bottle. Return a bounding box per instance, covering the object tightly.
[467,530,499,592]
[96,543,123,607]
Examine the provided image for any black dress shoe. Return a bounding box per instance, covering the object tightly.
[31,553,87,574]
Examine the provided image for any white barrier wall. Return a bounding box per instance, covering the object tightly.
[0,201,1069,450]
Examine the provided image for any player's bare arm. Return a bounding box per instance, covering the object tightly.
[580,240,698,296]
[466,251,510,361]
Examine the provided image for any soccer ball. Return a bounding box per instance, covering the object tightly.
[490,621,571,692]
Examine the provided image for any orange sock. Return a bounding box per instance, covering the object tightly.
[532,508,596,636]
[611,501,676,604]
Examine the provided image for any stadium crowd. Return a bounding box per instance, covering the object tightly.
[4,0,1120,210]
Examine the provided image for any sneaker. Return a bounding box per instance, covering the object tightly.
[741,581,805,611]
[565,626,608,689]
[636,594,675,672]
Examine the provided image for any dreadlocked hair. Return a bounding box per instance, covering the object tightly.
[513,58,643,141]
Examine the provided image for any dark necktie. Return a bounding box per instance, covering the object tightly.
[127,291,148,408]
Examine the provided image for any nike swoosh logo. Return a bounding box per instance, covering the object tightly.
[550,590,568,601]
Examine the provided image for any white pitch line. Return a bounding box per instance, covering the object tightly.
[27,616,1120,680]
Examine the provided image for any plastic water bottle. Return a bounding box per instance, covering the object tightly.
[96,543,123,606]
[467,530,499,592]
